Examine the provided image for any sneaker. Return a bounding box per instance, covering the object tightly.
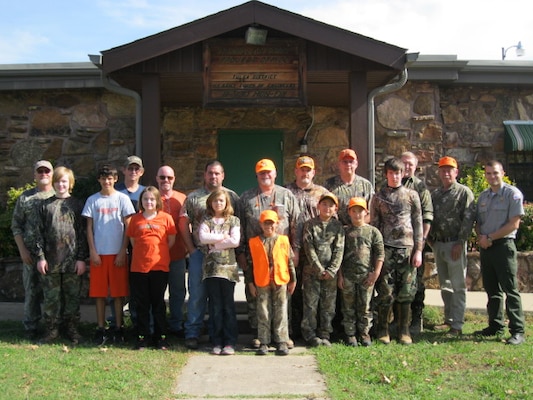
[135,335,147,350]
[256,344,269,356]
[112,327,125,344]
[221,345,235,355]
[506,333,525,345]
[185,337,199,350]
[360,334,372,347]
[93,328,109,346]
[474,327,505,337]
[433,322,451,331]
[251,337,261,349]
[346,336,358,347]
[446,328,462,337]
[157,335,170,350]
[211,346,222,355]
[276,342,289,356]
[307,337,323,347]
[320,338,332,347]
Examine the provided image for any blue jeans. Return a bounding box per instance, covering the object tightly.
[205,277,238,347]
[167,258,187,332]
[184,250,207,339]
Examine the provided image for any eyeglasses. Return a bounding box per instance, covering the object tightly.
[158,176,174,181]
[36,168,51,174]
[128,166,141,171]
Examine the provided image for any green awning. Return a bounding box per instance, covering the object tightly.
[504,121,533,152]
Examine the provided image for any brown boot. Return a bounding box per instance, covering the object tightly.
[376,305,391,345]
[39,318,59,344]
[398,303,413,345]
[65,317,82,345]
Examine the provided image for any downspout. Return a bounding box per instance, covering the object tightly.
[367,68,408,186]
[89,55,142,157]
[102,73,143,157]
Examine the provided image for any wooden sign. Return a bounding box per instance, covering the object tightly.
[203,38,306,106]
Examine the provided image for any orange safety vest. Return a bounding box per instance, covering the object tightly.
[248,235,291,287]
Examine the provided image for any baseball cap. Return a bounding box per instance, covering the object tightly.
[295,156,315,169]
[338,148,357,161]
[255,159,276,173]
[125,155,143,168]
[348,196,368,211]
[438,156,458,169]
[34,160,53,171]
[259,209,279,223]
[319,192,338,206]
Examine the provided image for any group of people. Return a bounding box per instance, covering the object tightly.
[11,148,526,355]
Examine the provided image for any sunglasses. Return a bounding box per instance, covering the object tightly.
[36,168,51,174]
[128,166,142,171]
[158,175,174,181]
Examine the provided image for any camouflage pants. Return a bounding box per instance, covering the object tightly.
[256,283,290,345]
[340,272,374,337]
[300,273,337,341]
[375,246,417,307]
[40,272,82,322]
[22,262,43,330]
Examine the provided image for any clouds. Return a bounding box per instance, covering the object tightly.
[1,0,532,64]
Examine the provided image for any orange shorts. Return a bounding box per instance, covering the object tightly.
[89,254,129,298]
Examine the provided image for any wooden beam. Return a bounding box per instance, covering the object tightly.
[141,74,161,186]
[349,72,369,179]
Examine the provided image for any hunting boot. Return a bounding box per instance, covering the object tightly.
[65,316,82,345]
[398,302,413,345]
[39,318,59,344]
[376,305,392,345]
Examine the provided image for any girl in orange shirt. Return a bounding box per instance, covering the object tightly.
[127,186,176,350]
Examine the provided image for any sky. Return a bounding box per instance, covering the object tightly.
[1,0,532,64]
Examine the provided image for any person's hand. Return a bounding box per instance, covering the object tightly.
[20,247,33,265]
[89,250,101,265]
[411,249,422,268]
[37,259,48,275]
[75,261,86,276]
[115,248,127,266]
[287,281,296,295]
[364,270,379,287]
[320,271,332,280]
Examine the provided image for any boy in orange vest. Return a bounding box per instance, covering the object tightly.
[247,210,297,356]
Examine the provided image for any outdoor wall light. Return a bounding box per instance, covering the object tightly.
[502,41,525,60]
[245,25,268,45]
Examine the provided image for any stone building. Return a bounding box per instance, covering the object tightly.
[1,1,533,202]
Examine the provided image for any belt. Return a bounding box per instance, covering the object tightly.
[435,237,459,243]
[492,238,513,246]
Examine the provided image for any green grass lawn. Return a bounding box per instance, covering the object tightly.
[0,307,531,399]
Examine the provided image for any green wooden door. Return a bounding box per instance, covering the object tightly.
[218,129,284,195]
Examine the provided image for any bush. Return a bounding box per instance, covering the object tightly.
[516,203,533,251]
[0,183,35,258]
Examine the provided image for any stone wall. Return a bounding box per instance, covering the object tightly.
[2,82,533,202]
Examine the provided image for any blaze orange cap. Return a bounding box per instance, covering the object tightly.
[348,196,368,211]
[295,156,315,169]
[259,209,279,223]
[338,148,357,160]
[438,156,458,169]
[255,159,276,173]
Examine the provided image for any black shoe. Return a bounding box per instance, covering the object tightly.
[25,329,39,341]
[93,328,109,346]
[168,329,185,338]
[135,335,147,350]
[185,337,199,350]
[506,333,525,345]
[112,327,125,344]
[157,335,170,350]
[474,327,504,337]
